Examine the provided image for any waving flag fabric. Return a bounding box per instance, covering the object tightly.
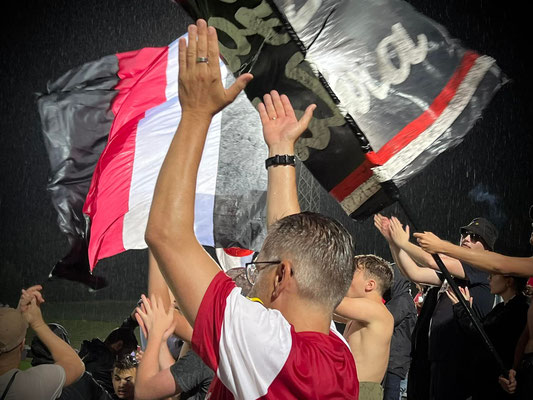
[181,0,504,217]
[39,34,268,270]
[39,0,504,279]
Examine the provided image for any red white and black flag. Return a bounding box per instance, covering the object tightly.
[38,35,264,279]
[38,0,503,287]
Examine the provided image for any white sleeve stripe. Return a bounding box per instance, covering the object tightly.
[217,287,293,399]
[330,320,352,350]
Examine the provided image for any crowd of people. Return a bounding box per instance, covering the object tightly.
[1,19,532,400]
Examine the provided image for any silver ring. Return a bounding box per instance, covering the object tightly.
[196,57,209,63]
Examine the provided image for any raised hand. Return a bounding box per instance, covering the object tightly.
[178,19,253,119]
[257,90,315,151]
[374,214,393,243]
[389,216,410,248]
[413,231,446,254]
[18,285,45,311]
[135,294,175,341]
[21,295,45,329]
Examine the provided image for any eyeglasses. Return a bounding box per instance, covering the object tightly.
[461,231,482,243]
[244,261,280,285]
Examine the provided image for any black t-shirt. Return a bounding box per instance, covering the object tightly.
[170,350,214,400]
[428,262,494,361]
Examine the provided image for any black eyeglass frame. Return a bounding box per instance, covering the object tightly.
[244,261,281,285]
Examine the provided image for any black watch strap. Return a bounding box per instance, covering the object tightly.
[265,154,296,169]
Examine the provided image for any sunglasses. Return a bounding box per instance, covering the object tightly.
[461,231,482,243]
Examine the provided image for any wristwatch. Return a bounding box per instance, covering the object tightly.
[265,154,296,169]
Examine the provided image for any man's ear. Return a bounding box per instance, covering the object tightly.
[272,260,293,298]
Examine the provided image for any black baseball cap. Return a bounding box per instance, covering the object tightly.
[460,217,498,250]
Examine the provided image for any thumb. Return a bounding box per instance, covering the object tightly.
[226,73,253,102]
[298,104,316,130]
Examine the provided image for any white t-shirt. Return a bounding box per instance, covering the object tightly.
[0,364,66,400]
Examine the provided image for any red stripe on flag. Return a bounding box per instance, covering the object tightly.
[330,159,375,202]
[84,47,169,269]
[331,51,479,202]
[367,51,479,165]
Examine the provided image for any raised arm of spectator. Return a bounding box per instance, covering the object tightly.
[19,285,85,386]
[414,231,533,276]
[388,216,466,278]
[374,214,441,286]
[148,249,194,343]
[135,295,178,400]
[148,249,172,311]
[258,91,315,228]
[144,19,252,325]
[335,297,387,325]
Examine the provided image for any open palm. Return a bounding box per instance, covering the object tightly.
[258,90,315,148]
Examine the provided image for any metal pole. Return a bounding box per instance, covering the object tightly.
[398,197,508,377]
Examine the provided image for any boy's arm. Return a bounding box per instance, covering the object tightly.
[145,20,252,326]
[335,297,388,325]
[258,91,315,228]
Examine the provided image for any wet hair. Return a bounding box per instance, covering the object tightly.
[105,328,138,354]
[260,211,355,309]
[355,254,394,296]
[114,354,139,371]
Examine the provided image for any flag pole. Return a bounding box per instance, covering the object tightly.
[397,196,508,377]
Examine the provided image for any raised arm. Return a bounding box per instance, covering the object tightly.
[335,297,387,325]
[19,286,85,386]
[144,20,252,325]
[415,231,533,276]
[389,217,466,279]
[374,214,441,286]
[135,295,178,400]
[257,91,315,227]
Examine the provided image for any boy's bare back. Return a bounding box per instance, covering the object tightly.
[338,296,394,383]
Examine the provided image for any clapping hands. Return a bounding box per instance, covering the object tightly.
[135,294,176,342]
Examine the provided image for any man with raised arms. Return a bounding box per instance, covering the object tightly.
[145,19,358,399]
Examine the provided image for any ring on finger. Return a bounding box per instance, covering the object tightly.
[196,57,209,63]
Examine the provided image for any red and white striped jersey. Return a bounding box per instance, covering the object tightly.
[192,271,359,399]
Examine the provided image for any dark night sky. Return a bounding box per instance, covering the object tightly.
[1,0,532,314]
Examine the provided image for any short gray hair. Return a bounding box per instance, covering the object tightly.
[260,212,355,309]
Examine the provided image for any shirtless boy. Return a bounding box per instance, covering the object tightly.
[336,255,394,400]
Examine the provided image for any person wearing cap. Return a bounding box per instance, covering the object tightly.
[414,205,533,276]
[0,285,85,399]
[414,205,533,399]
[374,214,496,400]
